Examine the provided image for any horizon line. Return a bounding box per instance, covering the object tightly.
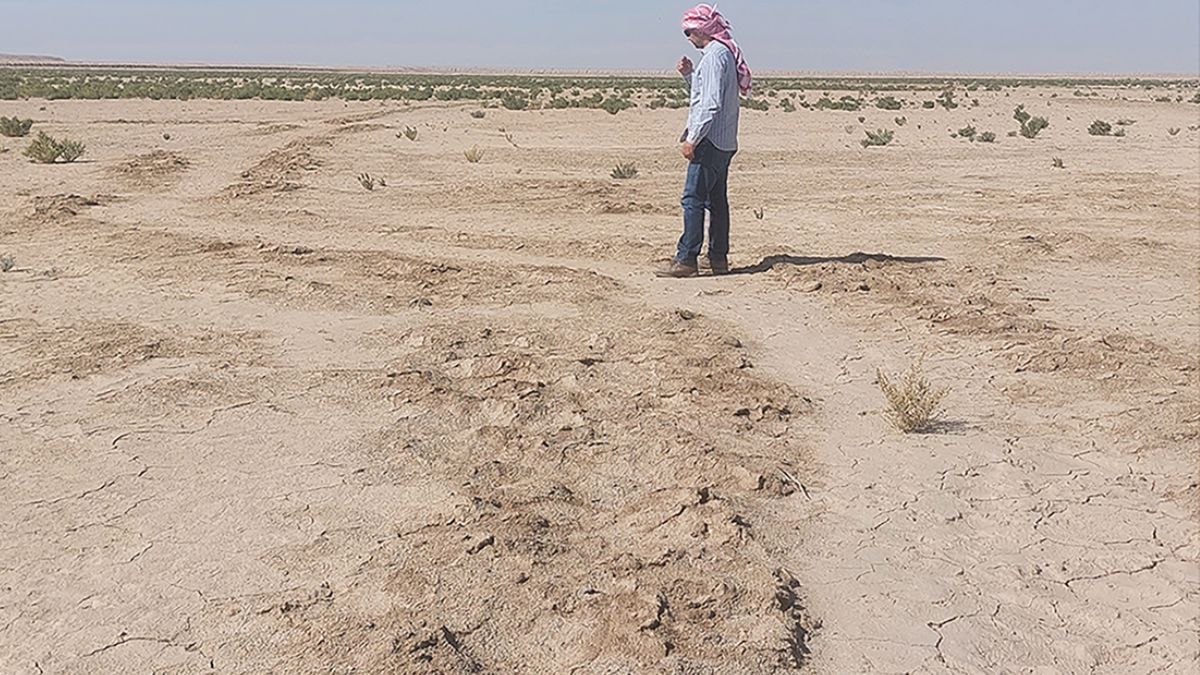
[1,57,1197,80]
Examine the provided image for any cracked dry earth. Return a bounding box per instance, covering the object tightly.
[1,89,1197,674]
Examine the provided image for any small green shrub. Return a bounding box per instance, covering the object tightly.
[1052,157,1065,169]
[1168,127,1181,136]
[1014,105,1049,138]
[0,116,33,137]
[600,97,634,115]
[861,128,894,148]
[400,126,418,141]
[958,126,977,140]
[1115,118,1136,126]
[1089,120,1112,136]
[501,93,528,111]
[464,145,485,163]
[894,116,907,126]
[56,138,85,162]
[357,173,382,191]
[875,96,902,110]
[922,100,936,109]
[740,97,771,111]
[611,162,638,180]
[977,131,996,143]
[23,131,85,163]
[936,90,958,110]
[1113,127,1126,137]
[470,110,486,119]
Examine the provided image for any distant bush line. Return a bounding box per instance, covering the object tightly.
[0,70,1194,109]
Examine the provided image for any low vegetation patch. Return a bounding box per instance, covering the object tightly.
[0,116,33,137]
[357,173,384,190]
[1089,120,1113,136]
[1014,105,1049,138]
[877,360,949,434]
[464,145,485,163]
[875,96,902,110]
[861,128,894,148]
[24,131,85,163]
[610,162,638,180]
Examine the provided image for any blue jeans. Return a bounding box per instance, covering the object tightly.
[676,139,736,266]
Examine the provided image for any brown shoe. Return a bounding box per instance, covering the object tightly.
[655,260,699,278]
[699,256,730,276]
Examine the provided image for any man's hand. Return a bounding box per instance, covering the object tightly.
[677,56,694,78]
[682,141,696,161]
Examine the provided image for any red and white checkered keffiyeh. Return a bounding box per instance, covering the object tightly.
[682,3,752,95]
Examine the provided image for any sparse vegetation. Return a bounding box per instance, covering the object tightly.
[922,100,936,109]
[936,90,958,110]
[894,116,907,126]
[753,207,765,221]
[815,95,863,111]
[875,96,902,110]
[401,126,419,141]
[357,173,383,191]
[779,98,796,113]
[1113,127,1127,137]
[0,116,33,137]
[23,131,85,163]
[470,110,486,119]
[877,360,949,434]
[464,145,485,163]
[977,131,996,143]
[600,96,634,115]
[1014,105,1049,138]
[1089,120,1113,136]
[610,162,638,180]
[957,126,977,140]
[740,97,770,111]
[861,128,895,148]
[0,255,14,272]
[1115,118,1136,126]
[1053,157,1065,169]
[1168,127,1181,136]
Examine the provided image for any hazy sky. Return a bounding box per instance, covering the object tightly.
[3,0,1198,74]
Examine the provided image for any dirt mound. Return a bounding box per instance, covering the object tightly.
[27,194,107,223]
[246,123,303,136]
[1005,231,1174,263]
[108,150,190,188]
[169,242,625,312]
[0,319,258,387]
[224,137,332,197]
[181,307,817,672]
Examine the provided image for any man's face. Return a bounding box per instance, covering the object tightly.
[685,29,708,49]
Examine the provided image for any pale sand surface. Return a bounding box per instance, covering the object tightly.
[1,88,1197,673]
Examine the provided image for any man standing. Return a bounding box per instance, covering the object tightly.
[658,4,753,278]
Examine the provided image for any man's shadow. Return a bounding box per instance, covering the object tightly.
[730,251,946,276]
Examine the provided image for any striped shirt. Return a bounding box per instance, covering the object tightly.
[683,41,740,152]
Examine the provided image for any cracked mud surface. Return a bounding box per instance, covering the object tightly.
[1,93,1197,673]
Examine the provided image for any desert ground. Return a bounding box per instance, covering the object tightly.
[1,80,1198,673]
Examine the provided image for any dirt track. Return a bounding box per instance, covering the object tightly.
[1,90,1197,673]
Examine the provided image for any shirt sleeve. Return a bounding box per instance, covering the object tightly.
[686,50,731,145]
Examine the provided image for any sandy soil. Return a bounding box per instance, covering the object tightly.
[1,87,1197,673]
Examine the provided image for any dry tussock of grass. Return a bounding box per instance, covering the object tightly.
[877,359,949,433]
